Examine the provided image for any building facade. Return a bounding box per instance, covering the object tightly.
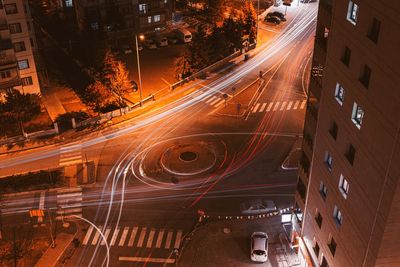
[0,0,40,95]
[293,0,400,266]
[74,0,174,37]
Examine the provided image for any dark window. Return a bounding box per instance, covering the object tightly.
[325,152,333,172]
[368,18,381,43]
[313,241,320,256]
[27,21,31,31]
[30,38,34,47]
[0,70,11,79]
[329,121,338,140]
[321,256,329,267]
[333,206,343,226]
[345,144,356,165]
[315,211,323,228]
[297,178,306,201]
[23,4,27,13]
[13,41,26,52]
[21,76,33,86]
[4,3,18,14]
[341,47,351,66]
[319,181,328,200]
[9,23,21,33]
[359,65,371,88]
[328,236,337,256]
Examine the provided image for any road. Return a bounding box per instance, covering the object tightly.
[0,2,317,266]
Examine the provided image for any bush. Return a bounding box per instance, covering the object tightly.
[55,111,90,132]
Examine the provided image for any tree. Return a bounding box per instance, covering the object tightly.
[221,15,244,54]
[85,80,116,111]
[242,0,257,43]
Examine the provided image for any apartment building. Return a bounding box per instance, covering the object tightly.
[74,0,174,37]
[292,0,400,266]
[0,0,40,95]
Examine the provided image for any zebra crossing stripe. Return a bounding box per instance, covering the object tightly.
[118,227,129,247]
[174,230,183,249]
[165,231,173,249]
[146,229,156,248]
[252,103,260,113]
[210,97,220,106]
[300,100,307,109]
[293,100,300,109]
[110,227,120,246]
[280,101,287,111]
[266,102,274,112]
[91,226,102,245]
[101,228,111,246]
[128,227,138,247]
[214,100,224,108]
[137,227,147,247]
[286,101,293,110]
[155,229,165,248]
[205,96,217,104]
[273,102,280,111]
[259,103,267,112]
[82,225,94,245]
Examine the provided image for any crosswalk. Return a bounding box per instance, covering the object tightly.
[82,225,183,250]
[56,187,83,221]
[201,94,227,108]
[251,100,307,113]
[59,144,82,166]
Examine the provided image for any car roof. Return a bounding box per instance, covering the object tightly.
[252,235,267,251]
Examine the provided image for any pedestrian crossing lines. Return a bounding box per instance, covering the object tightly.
[202,94,227,108]
[251,99,307,113]
[59,144,83,167]
[82,225,184,250]
[55,187,83,221]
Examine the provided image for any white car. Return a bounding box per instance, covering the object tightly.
[240,199,277,215]
[251,232,268,262]
[145,40,157,49]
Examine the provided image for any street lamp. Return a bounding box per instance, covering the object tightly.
[135,34,145,106]
[256,0,260,44]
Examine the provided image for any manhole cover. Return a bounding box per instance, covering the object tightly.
[179,151,198,162]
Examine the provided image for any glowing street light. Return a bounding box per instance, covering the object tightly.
[135,34,145,105]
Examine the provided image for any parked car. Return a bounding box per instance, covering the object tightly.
[250,232,268,263]
[174,28,192,43]
[145,39,157,49]
[154,35,168,47]
[267,11,286,21]
[167,33,179,44]
[265,16,281,25]
[240,199,277,215]
[121,45,133,54]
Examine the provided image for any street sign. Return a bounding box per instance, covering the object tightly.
[29,209,44,217]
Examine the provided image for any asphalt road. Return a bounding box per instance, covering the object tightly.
[0,2,317,266]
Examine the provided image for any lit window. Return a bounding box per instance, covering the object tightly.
[351,102,364,129]
[324,151,333,171]
[320,181,328,200]
[339,174,350,199]
[333,205,343,226]
[18,59,29,70]
[139,4,147,13]
[154,15,161,22]
[334,83,345,105]
[147,16,152,24]
[346,1,358,25]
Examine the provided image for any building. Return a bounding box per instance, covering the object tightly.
[0,0,40,95]
[74,0,175,38]
[292,0,400,266]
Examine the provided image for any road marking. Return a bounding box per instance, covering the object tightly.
[259,103,267,112]
[210,97,220,106]
[165,231,173,249]
[101,228,111,245]
[119,257,175,264]
[293,100,300,110]
[174,230,183,249]
[146,229,156,248]
[82,225,94,245]
[57,192,82,199]
[155,229,165,248]
[127,226,138,247]
[91,226,102,245]
[214,99,225,108]
[57,207,82,213]
[205,96,217,104]
[280,101,287,111]
[110,227,120,246]
[273,102,280,111]
[286,101,293,110]
[266,102,273,112]
[300,100,307,109]
[38,191,45,223]
[137,227,147,247]
[252,103,260,113]
[57,188,82,194]
[118,227,129,247]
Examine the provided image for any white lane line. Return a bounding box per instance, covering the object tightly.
[155,229,165,248]
[259,103,267,112]
[57,207,82,214]
[38,191,45,223]
[174,230,183,249]
[82,225,94,245]
[146,229,156,248]
[137,227,147,248]
[91,226,102,245]
[119,257,175,264]
[165,231,173,249]
[205,96,217,104]
[293,100,300,110]
[280,101,287,111]
[57,192,82,199]
[266,102,273,112]
[101,228,111,245]
[57,188,82,194]
[118,227,129,247]
[273,102,280,111]
[59,155,81,162]
[60,159,82,166]
[210,97,220,106]
[214,100,225,108]
[252,103,260,113]
[127,226,138,247]
[300,100,307,109]
[286,101,293,110]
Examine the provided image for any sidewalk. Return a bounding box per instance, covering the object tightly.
[178,217,302,267]
[35,233,75,267]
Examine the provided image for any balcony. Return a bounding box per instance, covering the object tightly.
[0,56,17,68]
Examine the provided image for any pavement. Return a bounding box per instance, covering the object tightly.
[177,216,302,267]
[35,233,76,267]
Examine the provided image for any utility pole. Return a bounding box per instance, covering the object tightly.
[256,0,260,43]
[135,34,144,106]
